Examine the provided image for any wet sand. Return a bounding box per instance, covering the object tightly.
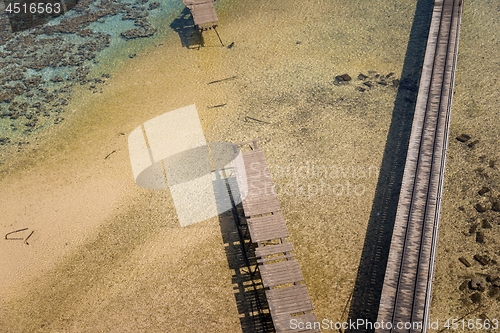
[0,0,498,331]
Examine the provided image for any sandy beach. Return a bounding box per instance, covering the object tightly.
[0,0,499,331]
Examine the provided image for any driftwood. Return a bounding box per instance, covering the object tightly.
[24,231,35,245]
[244,116,270,124]
[207,103,226,109]
[104,150,117,159]
[5,228,28,240]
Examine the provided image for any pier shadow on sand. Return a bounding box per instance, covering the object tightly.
[170,7,204,49]
[346,0,435,331]
[213,170,275,333]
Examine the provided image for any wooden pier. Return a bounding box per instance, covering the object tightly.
[182,0,218,31]
[376,0,463,331]
[234,140,321,333]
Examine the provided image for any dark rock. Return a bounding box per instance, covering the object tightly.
[44,94,55,103]
[459,280,469,291]
[51,76,64,83]
[10,83,25,96]
[129,53,136,58]
[459,257,472,267]
[479,313,490,321]
[385,72,395,79]
[474,167,489,178]
[482,220,493,229]
[356,87,366,92]
[456,134,471,142]
[470,292,481,303]
[25,120,37,127]
[102,73,112,79]
[488,286,499,297]
[121,27,156,39]
[77,29,94,37]
[474,254,490,266]
[340,74,351,81]
[468,139,480,148]
[476,231,485,243]
[357,73,368,80]
[1,93,13,103]
[391,79,400,87]
[377,80,388,86]
[227,42,235,49]
[0,111,12,117]
[469,224,478,234]
[478,187,490,195]
[470,279,486,292]
[475,203,488,213]
[122,10,149,20]
[334,75,349,84]
[486,275,499,283]
[458,206,465,211]
[148,2,160,10]
[135,18,152,28]
[492,202,500,212]
[489,160,496,168]
[363,81,373,88]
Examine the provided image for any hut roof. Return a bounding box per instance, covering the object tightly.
[183,0,218,30]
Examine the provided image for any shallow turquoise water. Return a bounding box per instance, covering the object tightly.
[0,0,187,160]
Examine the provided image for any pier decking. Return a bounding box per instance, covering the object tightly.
[376,0,463,331]
[182,0,218,31]
[234,140,321,333]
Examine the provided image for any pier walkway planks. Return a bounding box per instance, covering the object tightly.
[182,0,218,31]
[376,0,463,331]
[234,140,321,333]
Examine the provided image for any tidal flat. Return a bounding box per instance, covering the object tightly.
[0,0,498,331]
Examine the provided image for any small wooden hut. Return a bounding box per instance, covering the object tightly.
[182,0,218,31]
